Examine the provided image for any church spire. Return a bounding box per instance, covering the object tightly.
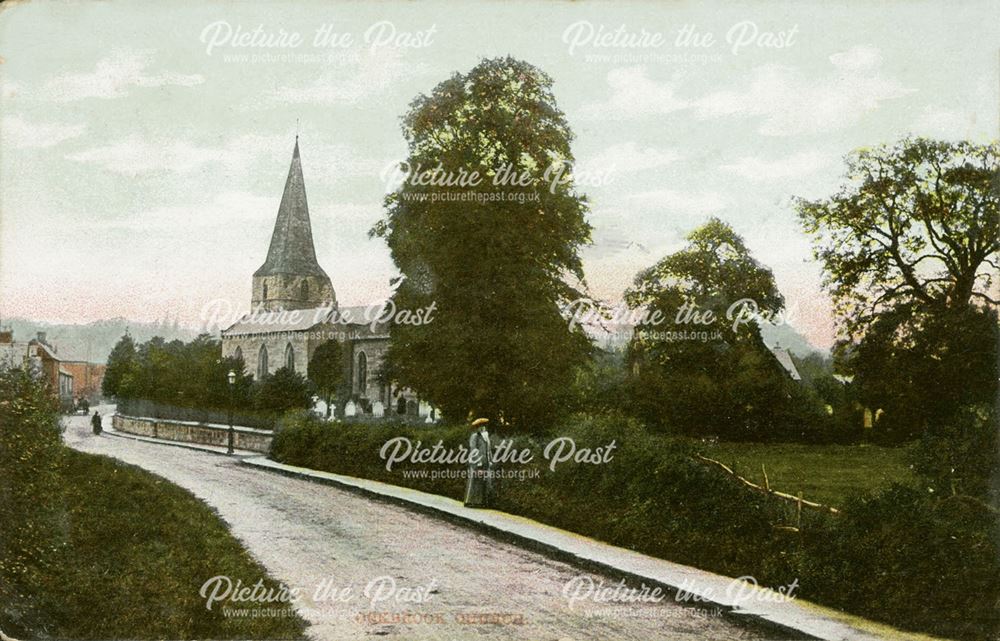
[254,138,327,278]
[251,137,335,312]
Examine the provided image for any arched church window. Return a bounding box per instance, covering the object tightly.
[263,282,268,300]
[233,346,243,365]
[285,343,295,372]
[301,280,309,301]
[357,352,368,395]
[257,344,269,380]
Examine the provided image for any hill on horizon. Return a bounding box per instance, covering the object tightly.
[2,317,203,363]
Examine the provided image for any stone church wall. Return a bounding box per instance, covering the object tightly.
[222,331,313,379]
[252,273,335,312]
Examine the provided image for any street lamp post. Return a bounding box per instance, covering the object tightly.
[227,370,236,455]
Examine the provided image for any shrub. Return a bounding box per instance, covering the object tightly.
[799,484,999,640]
[910,404,998,499]
[0,369,65,636]
[253,367,314,416]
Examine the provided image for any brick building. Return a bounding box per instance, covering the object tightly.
[60,361,107,402]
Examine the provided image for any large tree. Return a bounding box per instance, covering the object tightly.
[798,138,998,337]
[370,57,593,430]
[798,138,999,439]
[624,218,825,441]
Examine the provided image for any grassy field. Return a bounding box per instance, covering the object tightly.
[690,440,916,507]
[3,448,308,639]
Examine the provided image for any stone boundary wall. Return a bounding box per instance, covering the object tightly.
[113,414,273,453]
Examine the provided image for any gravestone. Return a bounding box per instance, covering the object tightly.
[344,400,357,418]
[372,400,385,418]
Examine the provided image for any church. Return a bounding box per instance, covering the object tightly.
[221,139,421,417]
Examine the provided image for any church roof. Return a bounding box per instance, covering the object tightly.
[770,345,802,381]
[221,305,390,336]
[253,139,328,278]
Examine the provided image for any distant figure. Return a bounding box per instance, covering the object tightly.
[464,418,493,508]
[91,411,102,435]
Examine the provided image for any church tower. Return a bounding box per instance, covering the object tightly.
[252,138,336,312]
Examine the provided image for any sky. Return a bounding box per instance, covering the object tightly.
[1,0,998,350]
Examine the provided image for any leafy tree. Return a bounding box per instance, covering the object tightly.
[253,367,313,416]
[307,339,344,417]
[798,138,999,439]
[104,333,252,410]
[798,138,998,336]
[102,333,138,398]
[624,218,827,441]
[370,57,593,430]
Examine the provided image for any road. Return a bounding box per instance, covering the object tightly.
[65,408,792,641]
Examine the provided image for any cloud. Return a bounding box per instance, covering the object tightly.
[2,115,86,149]
[94,191,274,232]
[65,137,233,175]
[694,45,912,135]
[720,151,831,182]
[64,133,388,180]
[44,49,204,101]
[585,222,655,260]
[828,45,883,71]
[627,189,728,216]
[261,49,426,106]
[577,66,688,120]
[579,46,911,135]
[578,141,680,175]
[912,105,980,140]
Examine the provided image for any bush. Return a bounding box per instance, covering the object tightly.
[253,367,314,416]
[799,484,999,640]
[272,411,475,499]
[0,369,65,634]
[910,404,998,499]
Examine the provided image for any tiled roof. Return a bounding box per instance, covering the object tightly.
[253,139,328,278]
[29,340,60,361]
[222,305,388,336]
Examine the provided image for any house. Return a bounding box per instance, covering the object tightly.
[1,328,77,408]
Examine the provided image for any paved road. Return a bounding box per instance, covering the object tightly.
[66,408,789,641]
